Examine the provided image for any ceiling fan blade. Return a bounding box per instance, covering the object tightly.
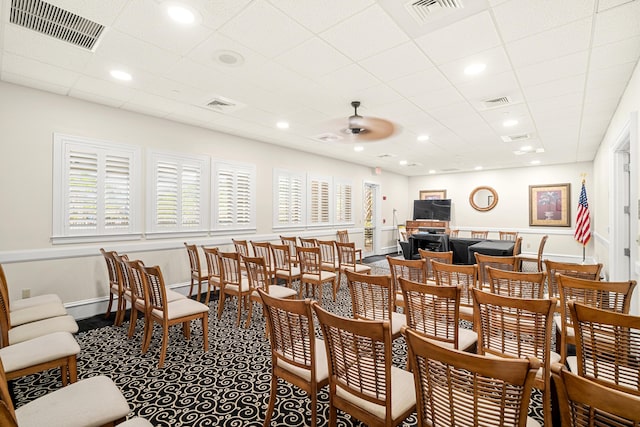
[351,117,396,141]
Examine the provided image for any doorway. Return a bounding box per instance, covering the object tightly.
[363,182,380,257]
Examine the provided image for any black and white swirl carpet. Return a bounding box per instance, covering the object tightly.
[11,265,545,426]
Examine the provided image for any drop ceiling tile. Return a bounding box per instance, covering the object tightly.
[274,37,352,80]
[68,88,128,108]
[267,0,374,33]
[352,84,404,107]
[589,36,640,70]
[455,70,521,105]
[113,0,215,54]
[505,18,592,68]
[219,1,313,58]
[41,0,129,26]
[516,51,589,87]
[317,63,380,94]
[71,75,137,104]
[437,46,512,85]
[319,5,409,61]
[360,42,434,82]
[387,68,452,98]
[2,53,80,87]
[586,62,636,93]
[492,0,595,42]
[367,99,426,123]
[521,74,586,102]
[187,32,269,72]
[410,86,465,110]
[162,58,235,93]
[415,11,502,65]
[592,0,640,46]
[0,71,70,95]
[122,92,182,116]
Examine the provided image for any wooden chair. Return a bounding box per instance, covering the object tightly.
[569,301,640,396]
[271,243,301,292]
[202,246,223,305]
[512,236,522,255]
[544,259,602,302]
[297,246,337,302]
[474,253,519,290]
[250,241,277,281]
[499,231,518,241]
[217,251,252,327]
[232,238,250,257]
[279,235,299,266]
[473,288,557,425]
[431,261,477,325]
[552,363,640,427]
[404,327,539,427]
[139,264,209,368]
[184,242,208,300]
[312,303,416,427]
[518,235,548,272]
[317,239,339,274]
[113,253,136,337]
[470,230,488,239]
[486,266,547,299]
[100,248,126,325]
[258,290,328,427]
[417,249,452,281]
[449,229,459,237]
[336,229,362,263]
[299,237,318,248]
[335,241,371,287]
[399,277,477,352]
[346,271,406,341]
[242,255,297,329]
[387,255,427,310]
[0,359,150,427]
[557,274,636,365]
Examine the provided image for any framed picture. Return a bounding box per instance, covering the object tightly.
[419,189,447,200]
[529,183,571,227]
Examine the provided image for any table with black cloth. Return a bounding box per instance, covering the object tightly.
[448,237,484,264]
[406,233,449,259]
[467,240,515,263]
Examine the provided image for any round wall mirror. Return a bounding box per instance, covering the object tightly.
[469,186,498,211]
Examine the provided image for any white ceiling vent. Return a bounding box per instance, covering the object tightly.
[482,96,512,110]
[312,133,343,143]
[204,96,245,113]
[9,0,105,51]
[377,153,398,158]
[501,133,531,142]
[405,0,464,23]
[441,167,460,172]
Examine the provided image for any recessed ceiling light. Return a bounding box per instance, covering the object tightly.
[464,63,486,75]
[417,135,430,142]
[535,148,545,153]
[530,160,541,165]
[353,145,364,152]
[520,145,533,152]
[110,69,132,81]
[503,119,518,127]
[399,160,408,166]
[474,166,483,170]
[276,121,289,129]
[167,5,195,24]
[428,169,436,174]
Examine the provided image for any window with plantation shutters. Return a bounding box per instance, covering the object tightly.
[147,151,209,235]
[213,161,256,231]
[308,175,331,226]
[335,180,353,224]
[53,133,141,243]
[273,169,305,228]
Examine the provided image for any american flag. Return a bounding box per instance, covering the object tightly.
[574,180,591,245]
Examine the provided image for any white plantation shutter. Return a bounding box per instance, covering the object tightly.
[213,161,256,230]
[335,180,353,224]
[309,175,331,226]
[274,169,305,227]
[148,151,209,234]
[53,134,141,242]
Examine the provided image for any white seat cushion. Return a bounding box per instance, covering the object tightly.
[10,302,67,326]
[277,338,329,383]
[11,294,62,311]
[15,375,130,427]
[153,299,208,320]
[391,312,406,337]
[119,418,154,427]
[252,286,297,299]
[8,315,78,345]
[276,267,301,277]
[224,277,251,293]
[0,331,80,373]
[166,289,186,302]
[566,356,578,373]
[343,264,371,274]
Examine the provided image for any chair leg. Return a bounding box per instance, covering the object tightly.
[310,384,318,427]
[182,321,191,340]
[204,284,212,306]
[114,297,124,326]
[127,308,138,339]
[245,300,254,329]
[217,292,226,320]
[188,277,195,299]
[61,364,68,386]
[236,295,243,327]
[332,278,338,302]
[158,323,169,368]
[68,355,78,383]
[201,313,208,352]
[104,292,114,319]
[142,318,153,354]
[263,374,278,427]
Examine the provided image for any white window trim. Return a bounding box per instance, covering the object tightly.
[307,173,332,228]
[146,149,210,236]
[211,159,256,232]
[334,178,354,226]
[273,168,306,229]
[52,133,142,244]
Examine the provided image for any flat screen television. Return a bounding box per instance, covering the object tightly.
[413,199,451,221]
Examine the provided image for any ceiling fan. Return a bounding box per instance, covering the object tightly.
[336,101,397,142]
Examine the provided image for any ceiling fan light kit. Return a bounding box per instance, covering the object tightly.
[337,101,397,142]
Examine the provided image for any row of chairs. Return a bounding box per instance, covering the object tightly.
[449,229,518,240]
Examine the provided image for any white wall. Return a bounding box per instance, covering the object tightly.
[0,82,409,317]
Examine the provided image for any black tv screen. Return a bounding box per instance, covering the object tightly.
[413,199,451,221]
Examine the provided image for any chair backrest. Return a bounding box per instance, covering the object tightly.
[258,290,320,385]
[473,288,555,369]
[184,242,203,277]
[141,264,169,313]
[0,266,11,347]
[279,236,299,264]
[112,252,131,296]
[499,231,518,241]
[0,359,17,426]
[232,239,250,257]
[271,243,294,272]
[336,229,349,243]
[512,236,522,256]
[474,253,519,289]
[297,246,323,276]
[544,259,602,299]
[387,256,427,297]
[202,246,222,280]
[417,249,453,280]
[346,270,394,322]
[335,241,359,269]
[100,248,120,296]
[486,267,547,299]
[405,327,539,427]
[536,235,548,261]
[432,261,477,309]
[400,277,461,348]
[470,230,488,239]
[570,301,640,396]
[552,364,640,427]
[220,251,243,287]
[317,240,337,267]
[299,237,318,248]
[250,241,274,272]
[125,259,147,306]
[313,303,395,424]
[449,229,459,238]
[243,256,272,293]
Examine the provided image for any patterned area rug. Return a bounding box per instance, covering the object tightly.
[11,264,544,426]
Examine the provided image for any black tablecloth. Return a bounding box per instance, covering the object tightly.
[449,238,484,264]
[467,240,515,262]
[408,233,449,259]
